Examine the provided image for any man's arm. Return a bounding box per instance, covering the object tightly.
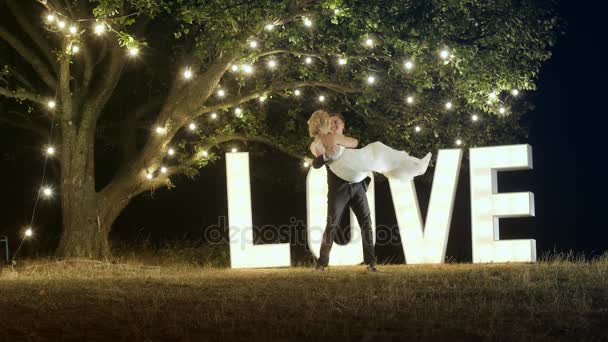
[312,144,340,169]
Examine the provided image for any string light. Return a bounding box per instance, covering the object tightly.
[71,45,80,54]
[512,89,520,96]
[294,89,301,96]
[415,126,422,133]
[46,14,55,23]
[46,146,55,156]
[472,114,479,121]
[404,61,414,70]
[440,49,450,60]
[201,150,208,157]
[188,123,197,131]
[499,107,507,114]
[303,161,310,168]
[406,96,414,104]
[128,47,139,57]
[318,95,325,102]
[488,91,498,100]
[231,147,238,153]
[305,57,312,64]
[249,40,258,49]
[267,60,277,69]
[367,76,375,84]
[167,148,175,156]
[160,166,168,174]
[41,187,53,198]
[365,38,374,47]
[210,112,218,119]
[146,172,153,180]
[456,139,463,146]
[235,108,243,117]
[242,64,253,74]
[231,65,239,72]
[69,25,77,35]
[265,24,275,31]
[183,68,193,79]
[445,101,453,110]
[303,17,312,27]
[217,89,225,97]
[94,23,106,35]
[338,58,347,65]
[259,95,267,103]
[47,100,56,109]
[57,21,66,29]
[24,228,33,238]
[155,126,166,135]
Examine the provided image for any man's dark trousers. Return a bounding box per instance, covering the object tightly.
[317,167,376,267]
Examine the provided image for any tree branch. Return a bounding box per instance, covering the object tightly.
[0,86,45,105]
[252,49,327,63]
[0,26,57,89]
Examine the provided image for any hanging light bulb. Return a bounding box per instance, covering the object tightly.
[146,172,153,180]
[41,187,53,198]
[128,47,139,57]
[265,24,275,31]
[249,40,258,49]
[242,64,253,74]
[267,60,277,69]
[167,148,175,156]
[24,228,33,238]
[231,65,239,72]
[71,45,80,54]
[201,150,208,157]
[69,25,77,34]
[305,57,312,64]
[511,89,520,96]
[94,23,106,35]
[160,166,168,174]
[499,107,507,114]
[217,89,225,97]
[455,139,463,146]
[406,96,414,104]
[338,58,347,65]
[318,95,326,102]
[303,161,310,168]
[183,68,193,79]
[404,61,414,70]
[46,14,55,23]
[415,126,422,133]
[210,112,218,119]
[303,17,312,27]
[47,100,56,109]
[231,147,238,153]
[440,49,450,60]
[488,91,498,100]
[57,20,66,29]
[188,123,197,131]
[367,76,375,84]
[294,89,301,96]
[445,101,453,110]
[472,114,479,122]
[365,38,374,47]
[235,108,243,117]
[155,126,166,135]
[46,146,55,156]
[259,95,267,103]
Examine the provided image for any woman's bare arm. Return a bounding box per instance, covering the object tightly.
[334,134,358,148]
[310,139,325,157]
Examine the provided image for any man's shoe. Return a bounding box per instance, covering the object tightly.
[367,264,378,272]
[315,264,326,272]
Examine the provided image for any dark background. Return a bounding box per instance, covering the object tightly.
[0,0,604,262]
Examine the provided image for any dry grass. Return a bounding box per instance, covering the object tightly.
[1,252,607,342]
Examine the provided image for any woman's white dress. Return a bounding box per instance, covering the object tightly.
[327,142,431,183]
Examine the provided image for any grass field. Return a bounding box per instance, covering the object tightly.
[1,254,607,341]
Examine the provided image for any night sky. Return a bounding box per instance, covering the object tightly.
[0,0,604,261]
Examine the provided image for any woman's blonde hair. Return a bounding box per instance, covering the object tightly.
[307,110,332,138]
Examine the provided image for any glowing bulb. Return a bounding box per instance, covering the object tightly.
[188,123,197,131]
[318,95,325,102]
[303,17,312,27]
[24,228,33,237]
[201,150,208,157]
[160,166,168,174]
[406,96,414,104]
[265,24,274,31]
[167,148,175,156]
[259,96,267,103]
[128,47,139,57]
[512,89,519,96]
[367,76,375,84]
[440,49,450,60]
[242,64,253,74]
[415,126,422,133]
[305,57,312,64]
[94,23,106,35]
[155,126,166,135]
[303,161,310,168]
[183,68,192,79]
[499,107,506,114]
[46,146,55,155]
[445,101,453,110]
[210,112,218,119]
[42,187,53,197]
[365,38,373,47]
[231,65,239,72]
[69,25,77,34]
[249,40,258,49]
[146,172,153,180]
[456,139,462,146]
[294,89,301,96]
[488,91,498,100]
[472,114,479,121]
[57,21,66,29]
[46,14,55,22]
[71,45,80,53]
[235,108,243,117]
[267,60,277,69]
[338,58,347,65]
[231,147,238,153]
[217,89,225,97]
[404,61,414,70]
[47,100,56,109]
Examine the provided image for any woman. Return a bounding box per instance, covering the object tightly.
[308,110,432,182]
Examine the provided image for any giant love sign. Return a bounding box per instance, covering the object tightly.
[226,144,536,269]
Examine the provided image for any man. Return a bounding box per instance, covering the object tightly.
[312,113,377,272]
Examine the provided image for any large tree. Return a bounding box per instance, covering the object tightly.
[0,0,560,258]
